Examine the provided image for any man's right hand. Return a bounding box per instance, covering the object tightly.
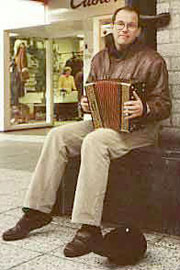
[80,96,91,113]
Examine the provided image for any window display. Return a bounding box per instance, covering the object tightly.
[52,37,84,122]
[9,35,84,126]
[10,37,46,125]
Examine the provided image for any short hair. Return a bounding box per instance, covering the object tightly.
[112,6,141,27]
[63,66,72,73]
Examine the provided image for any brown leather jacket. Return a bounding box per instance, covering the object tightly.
[87,40,171,124]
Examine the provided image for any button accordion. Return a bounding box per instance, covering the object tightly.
[85,80,146,132]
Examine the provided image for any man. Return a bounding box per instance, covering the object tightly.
[3,6,171,258]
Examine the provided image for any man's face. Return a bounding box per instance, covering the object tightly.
[112,9,141,50]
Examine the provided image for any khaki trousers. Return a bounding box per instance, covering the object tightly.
[24,120,159,226]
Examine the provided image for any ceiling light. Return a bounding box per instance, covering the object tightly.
[49,8,69,15]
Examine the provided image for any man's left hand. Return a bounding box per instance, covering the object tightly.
[123,91,143,119]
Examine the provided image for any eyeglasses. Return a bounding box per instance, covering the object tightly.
[114,21,138,31]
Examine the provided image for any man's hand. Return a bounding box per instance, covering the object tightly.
[123,91,143,119]
[80,96,90,113]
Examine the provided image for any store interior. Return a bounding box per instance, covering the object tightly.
[8,20,87,128]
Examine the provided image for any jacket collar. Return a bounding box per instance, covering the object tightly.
[105,33,143,60]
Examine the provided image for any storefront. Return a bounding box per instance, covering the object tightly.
[0,0,128,131]
[0,0,156,131]
[0,0,46,131]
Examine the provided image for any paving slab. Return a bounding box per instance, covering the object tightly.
[50,241,180,270]
[0,196,24,214]
[0,141,42,172]
[1,206,180,270]
[144,231,164,244]
[1,130,180,270]
[0,223,76,254]
[0,242,41,270]
[0,207,25,218]
[10,253,106,270]
[51,247,117,269]
[0,134,46,143]
[0,169,31,191]
[0,168,31,214]
[154,234,180,250]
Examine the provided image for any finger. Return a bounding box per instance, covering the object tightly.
[82,100,88,104]
[82,98,88,103]
[124,101,135,106]
[133,91,140,100]
[125,113,138,120]
[124,100,140,106]
[124,105,138,109]
[81,99,88,104]
[81,95,88,101]
[124,107,139,114]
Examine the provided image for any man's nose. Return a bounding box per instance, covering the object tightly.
[122,24,129,31]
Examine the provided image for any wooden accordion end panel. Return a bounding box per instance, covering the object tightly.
[85,80,146,132]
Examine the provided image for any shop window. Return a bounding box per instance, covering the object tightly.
[10,36,46,125]
[52,37,84,122]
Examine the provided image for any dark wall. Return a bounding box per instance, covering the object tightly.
[127,0,156,15]
[126,0,157,49]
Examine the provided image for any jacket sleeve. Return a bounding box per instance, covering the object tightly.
[145,58,172,121]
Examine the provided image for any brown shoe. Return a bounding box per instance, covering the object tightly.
[2,210,52,241]
[64,225,103,258]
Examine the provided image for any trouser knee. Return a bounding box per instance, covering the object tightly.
[81,128,108,153]
[45,125,68,145]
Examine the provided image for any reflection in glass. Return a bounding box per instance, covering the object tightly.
[10,37,46,125]
[9,35,84,126]
[52,37,84,122]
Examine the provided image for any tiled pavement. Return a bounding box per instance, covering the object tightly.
[0,129,180,270]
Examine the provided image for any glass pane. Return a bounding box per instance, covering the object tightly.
[52,37,84,123]
[10,36,46,125]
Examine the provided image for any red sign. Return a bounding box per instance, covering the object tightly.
[30,0,48,4]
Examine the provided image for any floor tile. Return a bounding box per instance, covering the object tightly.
[0,242,41,270]
[9,254,105,270]
[1,221,76,254]
[153,234,180,250]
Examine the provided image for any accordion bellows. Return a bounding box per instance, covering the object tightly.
[85,80,146,132]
